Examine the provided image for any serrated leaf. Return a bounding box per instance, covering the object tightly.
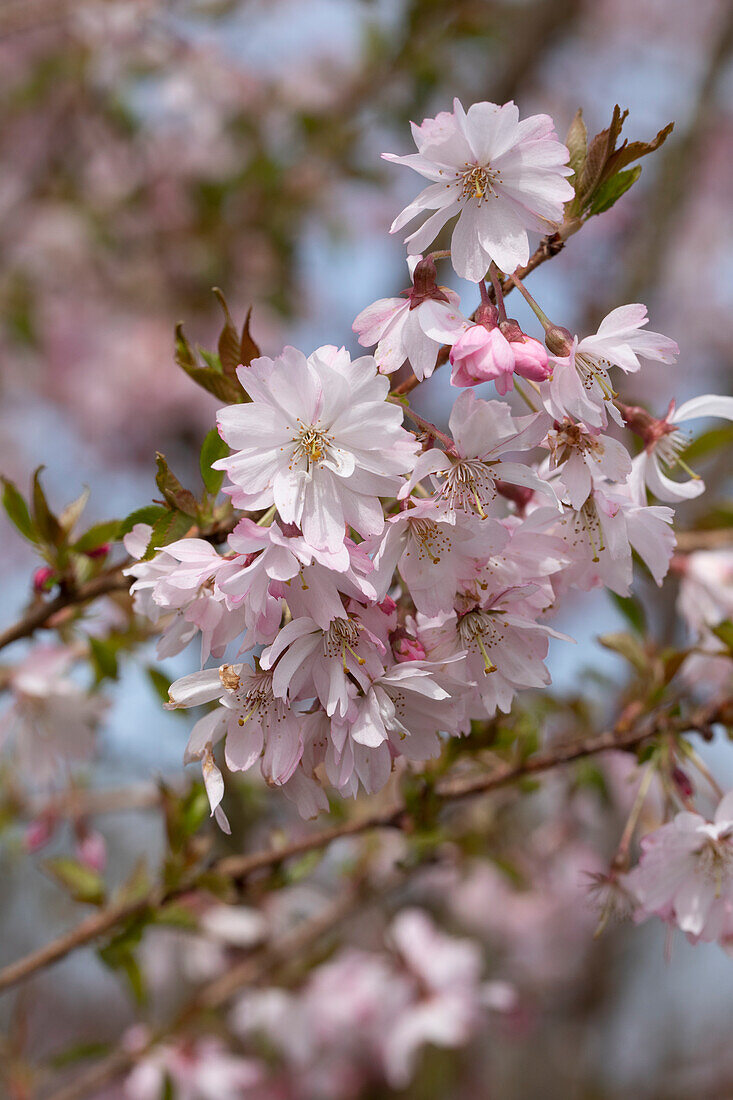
[199,429,228,496]
[589,165,642,215]
[44,857,105,905]
[73,520,121,553]
[576,105,628,209]
[598,631,648,675]
[240,306,260,367]
[32,467,63,546]
[565,108,587,186]
[711,621,733,655]
[1,476,38,543]
[602,120,674,183]
[608,591,647,636]
[213,287,241,378]
[174,323,197,375]
[142,510,193,560]
[155,453,199,517]
[59,486,90,536]
[119,505,168,538]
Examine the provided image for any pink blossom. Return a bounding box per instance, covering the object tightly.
[384,99,573,281]
[214,345,419,557]
[626,792,733,947]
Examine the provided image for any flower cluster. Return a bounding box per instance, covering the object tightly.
[121,97,730,828]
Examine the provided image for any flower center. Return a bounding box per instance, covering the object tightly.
[457,609,505,674]
[654,426,693,471]
[323,617,366,670]
[438,458,496,518]
[458,162,500,205]
[292,424,333,471]
[549,421,603,466]
[408,518,452,564]
[697,838,733,896]
[574,353,616,400]
[568,499,606,563]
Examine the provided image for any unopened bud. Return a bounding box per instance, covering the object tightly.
[33,566,55,594]
[84,543,110,560]
[544,325,573,356]
[391,629,426,663]
[378,595,397,616]
[25,815,57,852]
[671,766,694,800]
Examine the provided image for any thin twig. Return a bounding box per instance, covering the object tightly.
[1,695,729,998]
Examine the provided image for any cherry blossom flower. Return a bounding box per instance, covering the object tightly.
[352,256,467,379]
[0,646,106,786]
[214,345,419,557]
[418,588,568,716]
[553,487,675,596]
[384,99,573,281]
[625,394,733,503]
[626,793,733,947]
[677,550,733,641]
[370,498,509,615]
[544,418,632,510]
[125,1033,263,1100]
[260,609,387,718]
[167,663,303,787]
[400,391,556,519]
[542,305,679,429]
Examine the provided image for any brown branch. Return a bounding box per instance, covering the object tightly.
[44,889,362,1100]
[0,569,129,653]
[2,695,730,999]
[675,529,733,553]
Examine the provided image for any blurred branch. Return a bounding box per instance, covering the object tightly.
[675,528,733,552]
[1,693,730,998]
[44,887,362,1100]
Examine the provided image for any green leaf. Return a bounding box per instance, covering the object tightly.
[142,510,193,560]
[589,165,642,215]
[174,323,197,375]
[598,631,649,675]
[73,520,121,553]
[98,924,147,1005]
[155,453,199,517]
[608,591,647,636]
[213,287,241,378]
[199,347,222,372]
[59,486,90,536]
[711,621,733,655]
[44,857,106,906]
[199,429,228,496]
[119,505,168,538]
[89,636,119,683]
[1,476,38,543]
[32,467,63,546]
[146,665,172,705]
[602,120,674,183]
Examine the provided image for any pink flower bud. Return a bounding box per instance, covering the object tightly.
[671,766,694,801]
[392,633,426,662]
[449,324,515,390]
[25,815,57,852]
[33,566,55,594]
[76,830,107,872]
[509,336,551,382]
[378,595,397,616]
[84,543,110,560]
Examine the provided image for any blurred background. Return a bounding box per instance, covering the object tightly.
[1,1,733,1097]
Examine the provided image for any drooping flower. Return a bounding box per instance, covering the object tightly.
[214,345,419,557]
[623,395,733,503]
[626,793,733,948]
[400,390,557,519]
[542,305,679,429]
[167,663,303,787]
[352,256,467,379]
[384,99,574,281]
[544,418,632,510]
[447,308,550,393]
[371,498,509,615]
